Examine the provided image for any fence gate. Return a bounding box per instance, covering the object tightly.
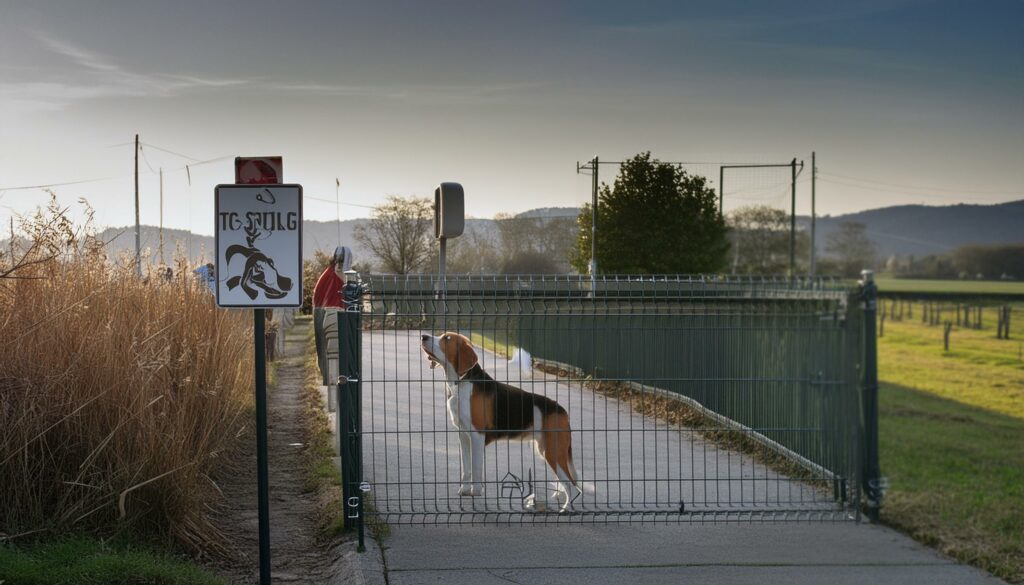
[341,275,878,526]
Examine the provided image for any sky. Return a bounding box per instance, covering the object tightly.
[1,0,1022,237]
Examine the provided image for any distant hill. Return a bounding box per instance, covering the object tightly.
[799,200,1024,258]
[32,199,1024,268]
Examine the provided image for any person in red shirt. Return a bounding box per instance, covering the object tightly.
[313,246,351,309]
[313,247,353,384]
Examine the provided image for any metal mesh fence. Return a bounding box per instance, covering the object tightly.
[349,275,865,525]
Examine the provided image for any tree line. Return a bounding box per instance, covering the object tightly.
[885,244,1024,281]
[350,152,1013,280]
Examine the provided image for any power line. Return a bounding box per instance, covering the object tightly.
[819,171,1021,196]
[816,177,1013,200]
[0,154,232,195]
[0,174,127,192]
[304,194,375,209]
[139,142,200,161]
[138,145,158,174]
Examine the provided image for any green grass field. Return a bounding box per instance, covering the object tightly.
[875,277,1024,296]
[879,305,1023,583]
[879,384,1023,583]
[0,537,225,585]
[880,315,1024,419]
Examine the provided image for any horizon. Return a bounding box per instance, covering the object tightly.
[2,1,1022,236]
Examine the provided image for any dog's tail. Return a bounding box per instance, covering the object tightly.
[508,347,533,379]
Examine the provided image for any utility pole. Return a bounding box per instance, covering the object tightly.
[810,152,817,277]
[134,134,141,278]
[790,157,797,276]
[719,166,724,215]
[591,155,598,281]
[159,167,164,267]
[335,178,341,242]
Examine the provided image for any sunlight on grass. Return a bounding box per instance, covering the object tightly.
[875,278,1024,295]
[879,309,1024,420]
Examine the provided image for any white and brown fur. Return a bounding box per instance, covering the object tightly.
[421,332,579,512]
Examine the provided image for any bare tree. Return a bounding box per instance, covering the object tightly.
[354,195,433,274]
[826,221,877,277]
[728,205,809,275]
[494,213,576,273]
[446,224,501,274]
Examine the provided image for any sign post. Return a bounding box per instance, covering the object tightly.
[215,161,301,585]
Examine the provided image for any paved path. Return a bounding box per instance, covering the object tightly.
[360,330,835,520]
[342,329,1004,584]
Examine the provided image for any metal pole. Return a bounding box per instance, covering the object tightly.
[254,309,272,583]
[134,134,141,278]
[159,167,164,266]
[790,157,797,276]
[591,156,598,281]
[719,165,724,215]
[335,179,341,243]
[439,236,447,330]
[811,152,817,277]
[860,270,883,521]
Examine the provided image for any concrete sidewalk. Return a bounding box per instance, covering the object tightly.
[348,522,1003,585]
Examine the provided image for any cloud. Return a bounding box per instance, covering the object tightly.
[0,33,253,112]
[1,32,544,114]
[265,80,547,103]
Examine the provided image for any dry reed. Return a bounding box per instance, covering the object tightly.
[0,199,253,552]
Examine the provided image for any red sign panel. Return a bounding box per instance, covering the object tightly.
[235,156,283,184]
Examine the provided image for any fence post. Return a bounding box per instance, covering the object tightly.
[859,270,884,521]
[944,321,952,351]
[338,286,365,551]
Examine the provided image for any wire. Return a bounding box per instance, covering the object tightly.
[140,142,200,161]
[819,171,1021,196]
[305,194,375,209]
[138,145,158,174]
[0,175,127,191]
[816,177,1003,200]
[0,154,230,195]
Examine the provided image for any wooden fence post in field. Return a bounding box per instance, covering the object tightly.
[879,311,885,337]
[907,300,913,320]
[944,321,952,351]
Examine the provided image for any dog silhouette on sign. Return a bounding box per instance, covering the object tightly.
[225,225,293,300]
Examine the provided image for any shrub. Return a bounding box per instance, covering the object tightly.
[0,199,253,551]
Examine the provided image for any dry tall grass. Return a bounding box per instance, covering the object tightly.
[0,200,253,552]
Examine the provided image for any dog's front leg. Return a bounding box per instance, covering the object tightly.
[470,432,485,496]
[458,431,474,496]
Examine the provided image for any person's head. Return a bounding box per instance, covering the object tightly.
[332,246,352,278]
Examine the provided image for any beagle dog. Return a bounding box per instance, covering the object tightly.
[421,332,580,512]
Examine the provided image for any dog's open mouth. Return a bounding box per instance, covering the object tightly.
[421,347,440,369]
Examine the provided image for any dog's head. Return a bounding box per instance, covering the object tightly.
[420,332,478,378]
[225,245,293,301]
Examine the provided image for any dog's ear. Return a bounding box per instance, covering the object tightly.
[455,336,478,376]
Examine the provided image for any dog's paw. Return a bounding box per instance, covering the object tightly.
[523,494,547,512]
[458,484,474,496]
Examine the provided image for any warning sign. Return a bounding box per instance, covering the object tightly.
[215,184,303,307]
